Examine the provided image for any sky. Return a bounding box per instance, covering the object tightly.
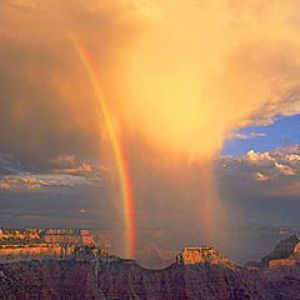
[223,114,300,155]
[1,0,300,263]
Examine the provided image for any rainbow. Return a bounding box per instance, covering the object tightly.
[70,34,135,258]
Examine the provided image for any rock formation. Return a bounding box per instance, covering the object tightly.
[0,232,300,299]
[244,235,300,269]
[43,229,94,245]
[0,229,95,262]
[261,235,300,268]
[1,249,300,299]
[175,246,234,269]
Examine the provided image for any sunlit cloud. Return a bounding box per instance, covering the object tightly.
[226,131,267,140]
[246,150,273,165]
[254,172,270,182]
[274,162,295,176]
[52,154,94,176]
[0,174,96,190]
[0,152,102,191]
[1,0,300,160]
[219,145,300,199]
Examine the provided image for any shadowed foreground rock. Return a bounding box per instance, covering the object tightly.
[1,257,300,299]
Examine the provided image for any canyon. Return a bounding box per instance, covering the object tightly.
[0,230,300,299]
[0,229,96,262]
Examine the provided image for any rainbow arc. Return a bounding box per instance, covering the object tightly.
[70,34,135,258]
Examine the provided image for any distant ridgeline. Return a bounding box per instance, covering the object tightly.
[262,235,300,268]
[245,235,300,269]
[2,236,300,298]
[175,236,300,270]
[1,229,300,271]
[0,229,118,263]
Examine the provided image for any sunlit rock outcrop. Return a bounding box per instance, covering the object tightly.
[1,235,300,299]
[0,229,97,262]
[175,246,234,269]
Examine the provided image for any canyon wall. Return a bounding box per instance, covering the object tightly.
[0,229,95,262]
[0,233,300,298]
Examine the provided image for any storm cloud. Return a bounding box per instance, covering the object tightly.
[1,0,300,259]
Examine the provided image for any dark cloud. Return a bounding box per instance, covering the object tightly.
[2,0,300,162]
[0,35,99,160]
[0,152,102,190]
[0,0,148,162]
[217,145,300,227]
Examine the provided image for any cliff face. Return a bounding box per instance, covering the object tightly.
[0,229,95,246]
[0,229,95,262]
[43,229,94,245]
[1,258,300,299]
[0,230,43,245]
[260,235,300,268]
[1,233,300,299]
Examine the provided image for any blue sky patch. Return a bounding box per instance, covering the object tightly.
[222,114,300,155]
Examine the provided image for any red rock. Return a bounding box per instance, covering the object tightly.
[175,247,234,269]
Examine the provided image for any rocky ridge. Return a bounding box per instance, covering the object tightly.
[246,235,300,269]
[0,232,300,299]
[0,229,98,262]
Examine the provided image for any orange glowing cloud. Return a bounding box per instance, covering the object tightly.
[2,0,300,159]
[115,0,300,159]
[2,0,300,255]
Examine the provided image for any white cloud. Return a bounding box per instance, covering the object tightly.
[246,150,274,166]
[219,145,300,199]
[226,131,267,140]
[222,147,299,179]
